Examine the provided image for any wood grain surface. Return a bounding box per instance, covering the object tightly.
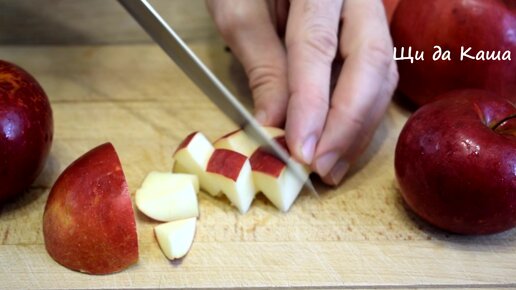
[0,43,515,289]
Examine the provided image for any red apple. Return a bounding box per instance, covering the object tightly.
[383,0,400,23]
[43,143,138,274]
[391,0,516,106]
[0,60,53,203]
[395,90,516,234]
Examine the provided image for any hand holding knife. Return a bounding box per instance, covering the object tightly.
[118,0,317,195]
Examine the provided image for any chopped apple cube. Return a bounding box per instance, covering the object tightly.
[173,132,220,197]
[135,171,199,222]
[154,217,197,260]
[249,137,309,212]
[205,149,256,213]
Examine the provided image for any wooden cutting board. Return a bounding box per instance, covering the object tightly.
[0,43,515,289]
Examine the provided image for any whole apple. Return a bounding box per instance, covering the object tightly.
[391,0,516,106]
[0,60,53,204]
[395,90,516,234]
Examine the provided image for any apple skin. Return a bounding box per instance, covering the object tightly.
[395,90,516,235]
[43,143,138,274]
[249,137,289,177]
[383,0,400,22]
[0,60,53,204]
[206,149,247,182]
[391,0,516,107]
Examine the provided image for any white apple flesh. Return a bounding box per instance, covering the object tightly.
[154,217,197,260]
[135,171,199,222]
[173,132,220,197]
[213,127,285,156]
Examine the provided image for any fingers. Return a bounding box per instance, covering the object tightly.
[314,0,399,185]
[206,0,289,126]
[283,0,344,164]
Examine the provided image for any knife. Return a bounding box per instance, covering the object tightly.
[118,0,317,194]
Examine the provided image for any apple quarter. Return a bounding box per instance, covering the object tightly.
[173,131,220,197]
[154,217,197,260]
[206,149,256,213]
[135,171,199,222]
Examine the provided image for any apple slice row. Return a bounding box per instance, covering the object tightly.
[135,171,200,260]
[173,127,310,213]
[214,128,310,212]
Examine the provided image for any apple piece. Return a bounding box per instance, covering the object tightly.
[213,126,285,157]
[0,60,53,204]
[43,143,138,274]
[135,171,199,222]
[391,0,516,106]
[395,90,516,235]
[154,217,197,260]
[206,149,256,213]
[173,131,220,197]
[250,137,309,212]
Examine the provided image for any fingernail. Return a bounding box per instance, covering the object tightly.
[328,159,350,186]
[301,134,317,164]
[254,110,268,125]
[315,151,340,176]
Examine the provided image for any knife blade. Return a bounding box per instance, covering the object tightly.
[118,0,317,194]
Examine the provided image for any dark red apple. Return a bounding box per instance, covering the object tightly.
[0,60,53,203]
[383,0,400,23]
[43,143,139,274]
[391,0,516,106]
[395,90,516,234]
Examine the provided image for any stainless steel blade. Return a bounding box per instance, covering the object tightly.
[118,0,317,194]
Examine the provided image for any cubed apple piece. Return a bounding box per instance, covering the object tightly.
[249,137,310,212]
[154,217,197,260]
[43,143,138,275]
[173,131,220,197]
[135,172,199,222]
[213,126,285,157]
[206,149,256,213]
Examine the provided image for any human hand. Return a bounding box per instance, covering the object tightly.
[206,0,399,185]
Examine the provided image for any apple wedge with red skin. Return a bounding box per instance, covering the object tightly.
[43,143,138,274]
[0,60,53,204]
[250,136,309,212]
[395,90,516,235]
[206,149,256,213]
[173,131,220,197]
[391,0,516,106]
